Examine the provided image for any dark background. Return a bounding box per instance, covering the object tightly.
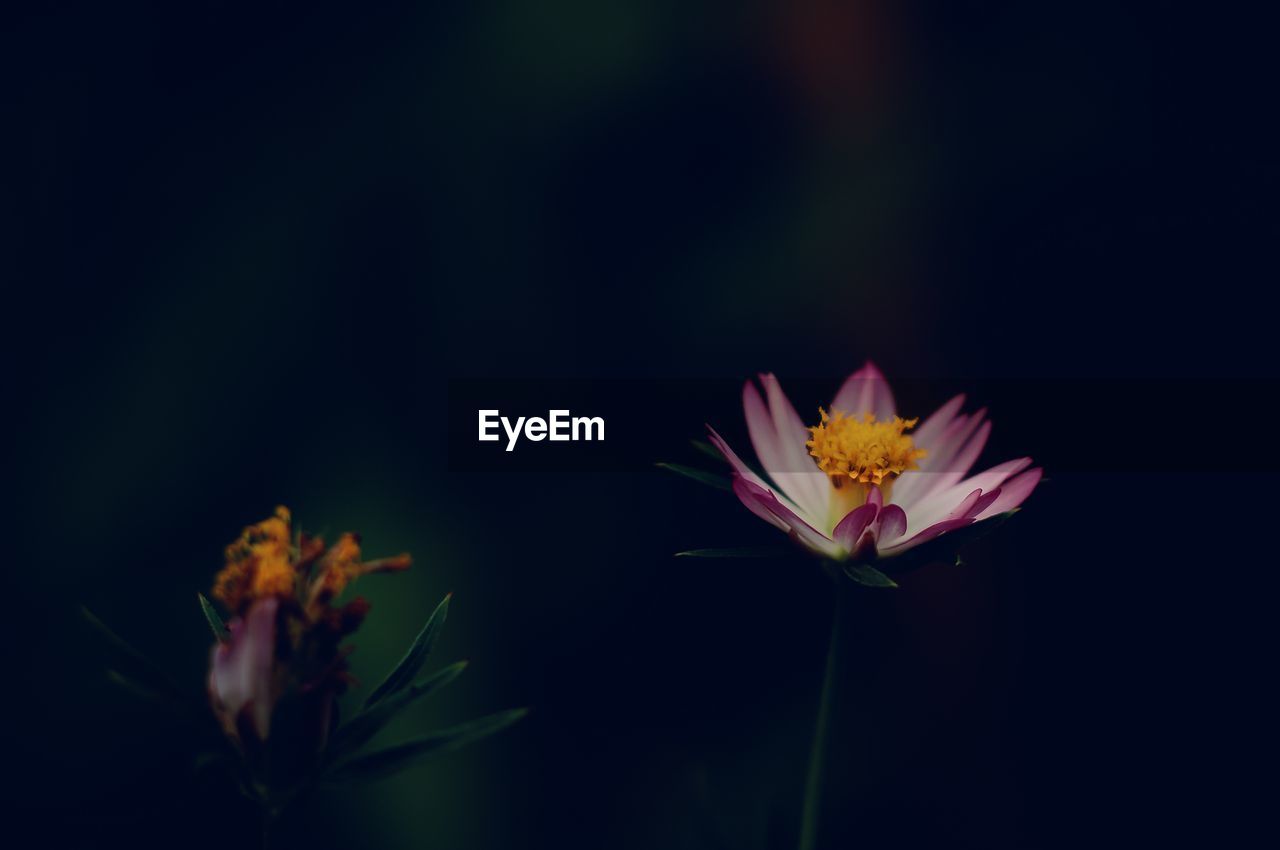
[3,1,1276,847]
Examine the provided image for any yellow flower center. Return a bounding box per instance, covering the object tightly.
[806,408,927,487]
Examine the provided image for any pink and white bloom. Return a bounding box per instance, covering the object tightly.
[209,596,280,744]
[709,363,1041,564]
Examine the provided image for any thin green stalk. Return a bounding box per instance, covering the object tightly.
[798,582,847,850]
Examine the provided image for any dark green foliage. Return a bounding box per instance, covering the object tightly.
[656,462,732,491]
[324,709,529,784]
[365,592,452,708]
[198,592,230,643]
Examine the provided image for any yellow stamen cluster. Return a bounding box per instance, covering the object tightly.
[314,532,364,600]
[212,506,412,616]
[214,506,296,611]
[806,408,927,486]
[307,532,413,609]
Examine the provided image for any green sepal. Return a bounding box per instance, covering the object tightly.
[364,593,451,709]
[842,563,898,588]
[324,708,528,784]
[198,592,230,643]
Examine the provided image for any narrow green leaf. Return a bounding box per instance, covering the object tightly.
[198,592,230,643]
[675,547,789,558]
[328,661,469,762]
[81,606,186,700]
[364,594,451,709]
[842,563,898,588]
[325,708,528,784]
[656,462,732,491]
[105,669,168,702]
[690,439,727,463]
[82,606,150,664]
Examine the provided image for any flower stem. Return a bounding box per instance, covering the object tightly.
[798,582,847,850]
[261,803,278,850]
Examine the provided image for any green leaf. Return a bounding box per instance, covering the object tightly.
[656,462,731,491]
[81,606,186,701]
[364,594,451,709]
[324,708,528,784]
[197,592,230,643]
[842,563,899,588]
[328,661,469,762]
[82,606,149,664]
[675,547,790,558]
[690,439,727,463]
[105,669,169,702]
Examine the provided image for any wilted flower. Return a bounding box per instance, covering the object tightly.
[82,505,523,839]
[708,363,1041,565]
[207,506,410,755]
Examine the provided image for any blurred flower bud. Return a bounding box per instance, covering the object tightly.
[205,507,411,764]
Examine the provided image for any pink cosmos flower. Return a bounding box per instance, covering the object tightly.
[709,363,1041,564]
